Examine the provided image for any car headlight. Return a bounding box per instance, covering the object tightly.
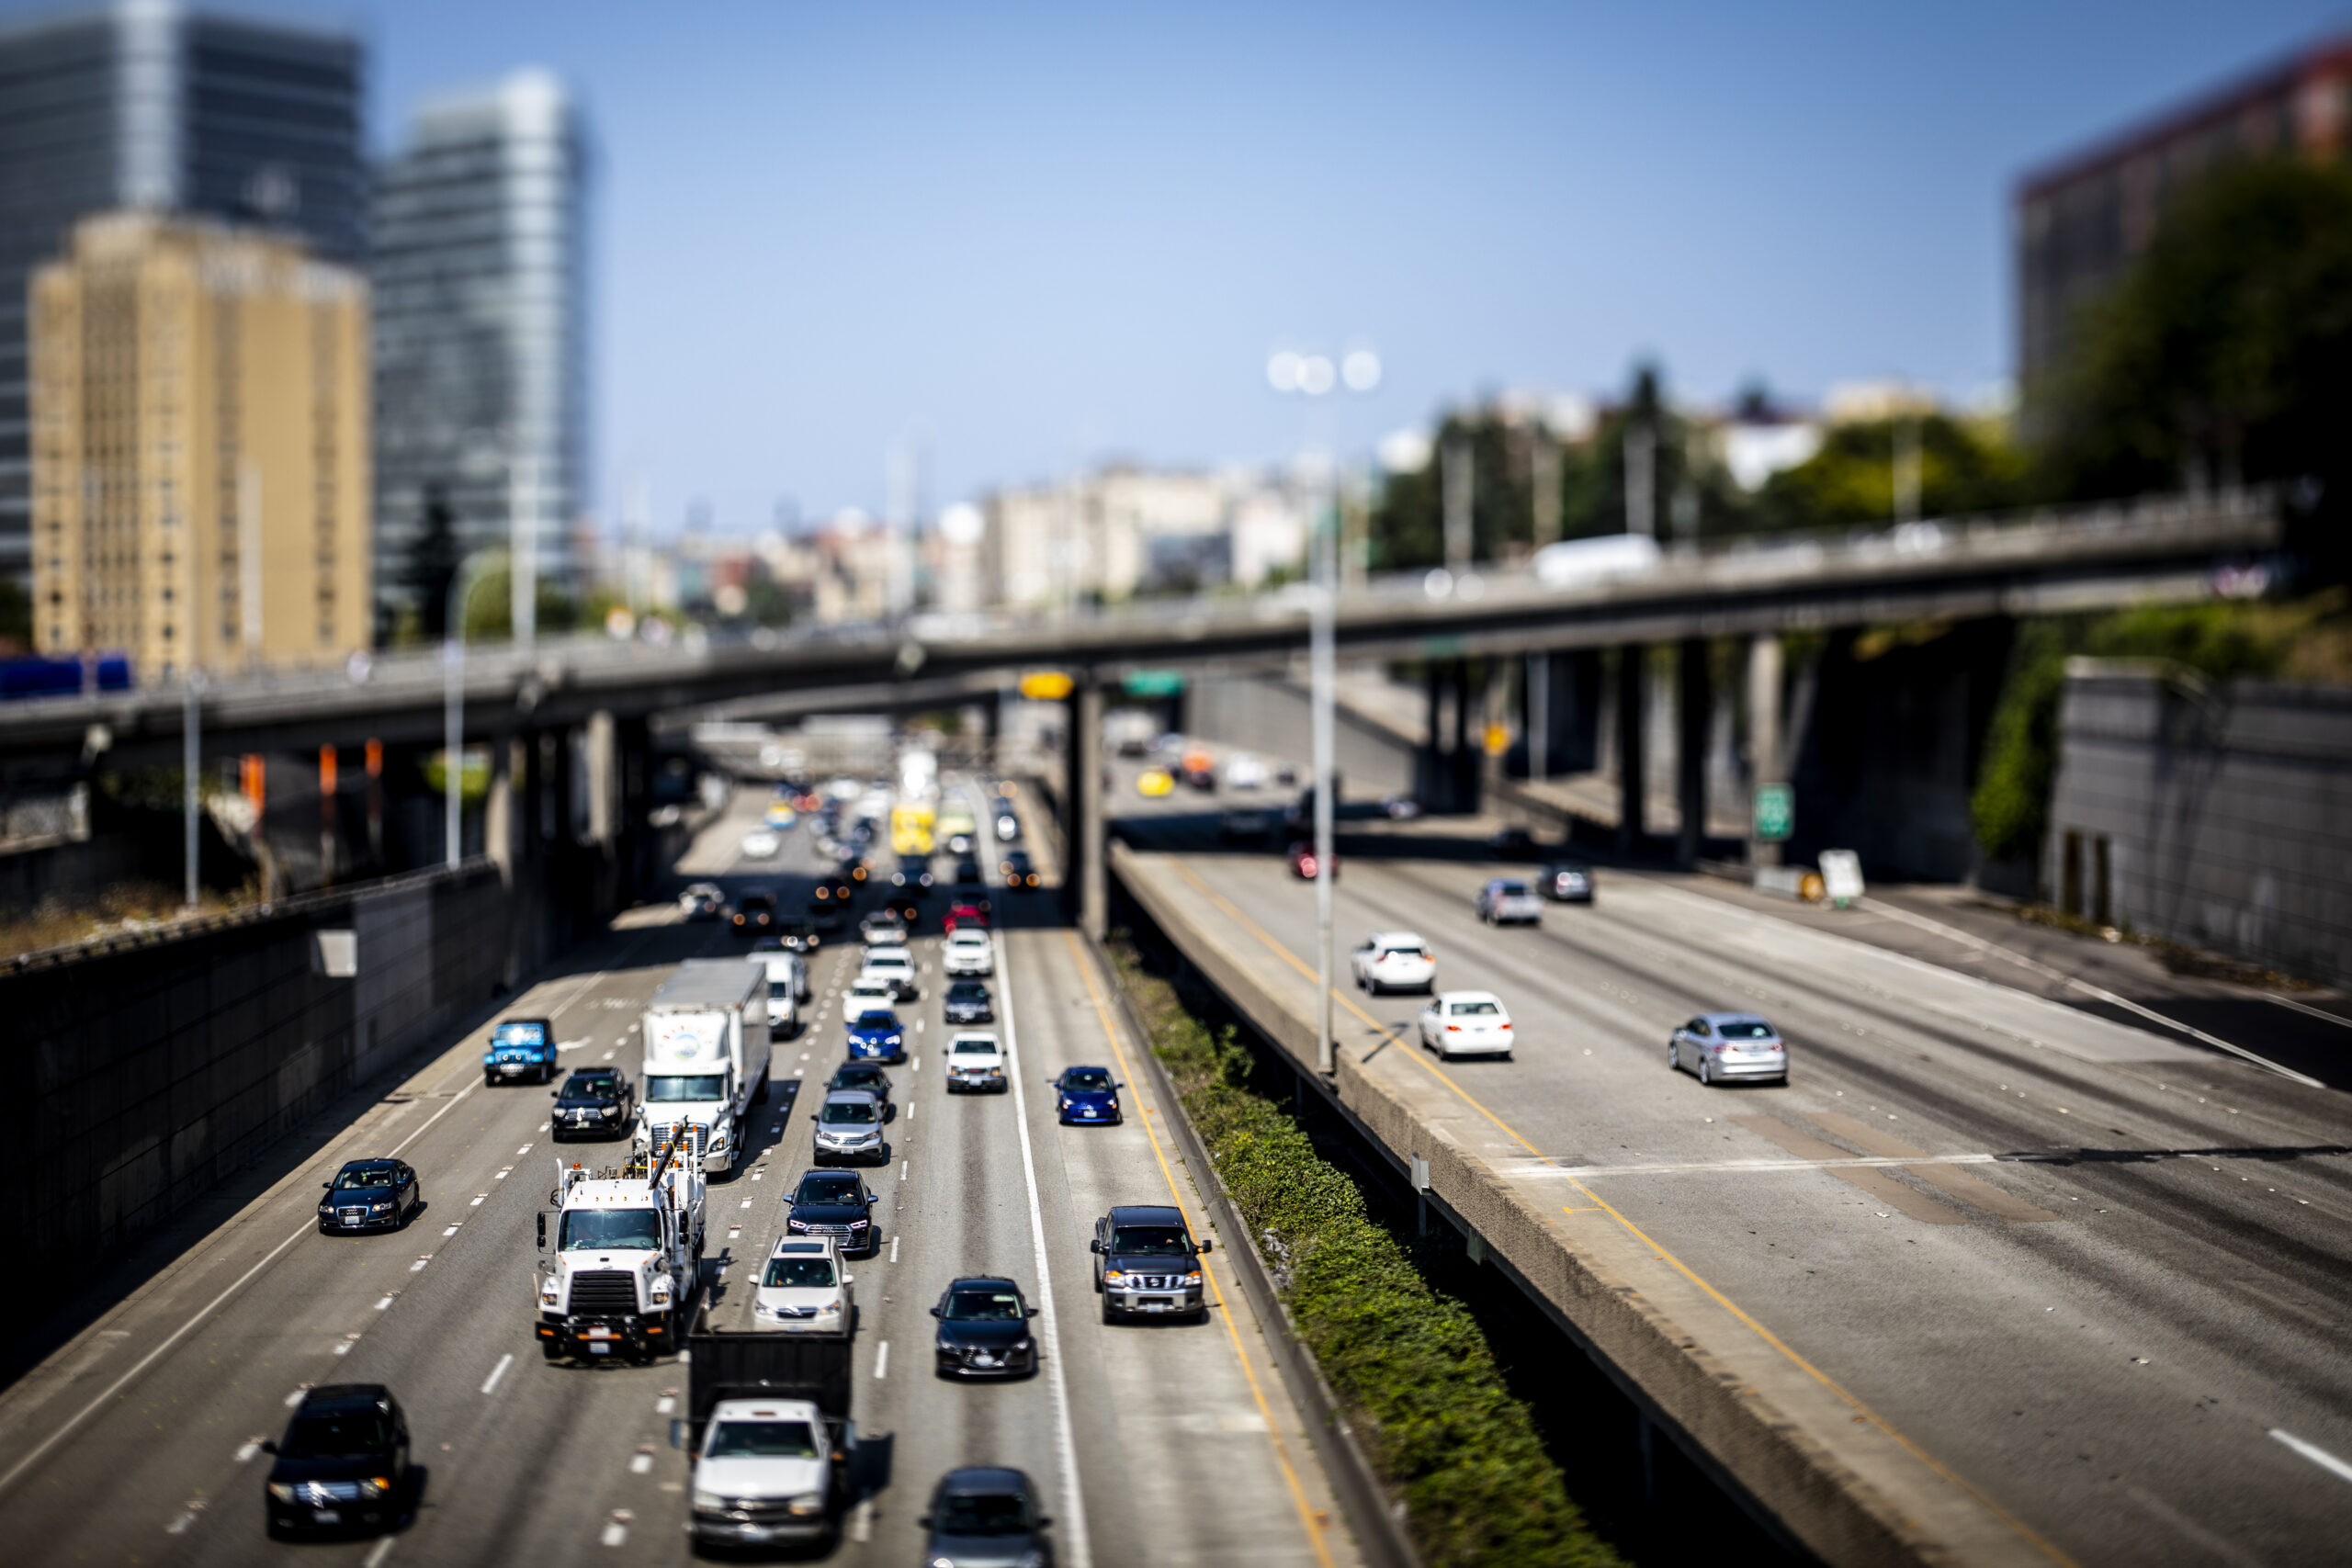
[370,1201,392,1212]
[268,1483,297,1502]
[849,1217,870,1229]
[1181,1271,1203,1286]
[1102,1269,1125,1285]
[1012,1338,1032,1352]
[786,1492,826,1517]
[692,1490,726,1511]
[601,1105,618,1118]
[358,1476,391,1498]
[650,1274,673,1303]
[786,1217,808,1231]
[539,1276,560,1306]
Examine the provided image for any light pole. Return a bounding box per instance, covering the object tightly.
[444,547,506,868]
[183,670,205,909]
[1268,344,1381,1077]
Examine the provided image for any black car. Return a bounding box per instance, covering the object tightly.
[1538,861,1595,903]
[811,873,855,907]
[317,1159,422,1233]
[1488,825,1539,860]
[932,1276,1040,1378]
[263,1384,411,1538]
[730,887,779,934]
[952,857,983,886]
[890,855,935,894]
[943,979,995,1026]
[550,1066,635,1141]
[826,1060,895,1117]
[919,1468,1055,1567]
[786,1168,880,1256]
[861,909,910,947]
[1001,850,1039,890]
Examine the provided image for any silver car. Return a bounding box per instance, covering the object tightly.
[1475,878,1544,926]
[1668,1012,1789,1086]
[811,1089,890,1164]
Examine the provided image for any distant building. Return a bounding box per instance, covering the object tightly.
[0,0,365,587]
[2015,32,2352,385]
[983,466,1250,610]
[29,212,369,679]
[371,70,591,631]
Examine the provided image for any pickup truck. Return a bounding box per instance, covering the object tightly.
[483,1017,559,1086]
[683,1306,860,1551]
[1091,1203,1213,1323]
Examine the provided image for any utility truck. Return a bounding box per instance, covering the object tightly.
[535,1135,707,1361]
[639,959,771,1176]
[682,1280,862,1548]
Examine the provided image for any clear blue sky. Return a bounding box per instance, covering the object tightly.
[91,2,2352,527]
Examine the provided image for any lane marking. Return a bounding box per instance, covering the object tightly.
[1066,930,1337,1568]
[233,1441,259,1463]
[363,1536,396,1568]
[470,1195,485,1206]
[656,1394,676,1415]
[851,1496,875,1542]
[889,1235,899,1264]
[2269,1427,2352,1485]
[481,1353,514,1395]
[629,1450,653,1474]
[284,1386,311,1406]
[874,1341,889,1380]
[2263,992,2352,1030]
[601,1521,628,1547]
[373,1295,394,1312]
[992,928,1094,1568]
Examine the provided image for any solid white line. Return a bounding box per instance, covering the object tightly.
[481,1352,514,1395]
[889,1235,899,1264]
[0,1083,477,1500]
[363,1532,397,1568]
[2264,992,2352,1030]
[873,1341,889,1380]
[991,927,1094,1568]
[2269,1427,2352,1485]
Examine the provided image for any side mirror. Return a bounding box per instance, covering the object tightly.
[866,1194,879,1205]
[1025,1306,1039,1318]
[928,1306,941,1317]
[917,1516,934,1529]
[1038,1515,1055,1528]
[322,1182,332,1190]
[536,1213,547,1248]
[260,1439,278,1454]
[1088,1239,1102,1255]
[842,1274,854,1283]
[1198,1237,1215,1253]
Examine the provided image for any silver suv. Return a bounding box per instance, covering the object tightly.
[1475,877,1544,926]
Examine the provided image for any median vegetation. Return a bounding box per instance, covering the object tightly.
[1107,936,1626,1568]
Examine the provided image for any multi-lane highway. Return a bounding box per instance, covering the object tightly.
[1110,751,2352,1568]
[0,779,1354,1567]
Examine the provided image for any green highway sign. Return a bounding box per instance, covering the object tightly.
[1123,670,1185,697]
[1753,784,1794,842]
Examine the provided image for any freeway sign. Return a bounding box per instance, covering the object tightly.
[1123,670,1185,697]
[1753,783,1794,841]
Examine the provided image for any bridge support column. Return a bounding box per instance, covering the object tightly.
[585,710,619,917]
[1747,633,1783,869]
[486,730,516,884]
[1614,645,1646,853]
[616,716,653,903]
[1677,637,1708,867]
[1065,675,1106,940]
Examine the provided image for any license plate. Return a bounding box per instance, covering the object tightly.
[588,1342,611,1355]
[312,1510,341,1524]
[1136,1298,1172,1311]
[587,1326,612,1338]
[501,1063,526,1074]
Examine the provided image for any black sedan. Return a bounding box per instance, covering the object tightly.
[826,1060,895,1117]
[264,1384,411,1538]
[551,1066,635,1141]
[317,1159,422,1233]
[729,887,779,935]
[1001,850,1040,890]
[1538,861,1595,903]
[921,1466,1054,1567]
[943,979,995,1026]
[1488,825,1540,859]
[785,1169,880,1256]
[932,1276,1039,1379]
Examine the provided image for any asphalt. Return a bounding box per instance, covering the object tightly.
[0,780,1354,1568]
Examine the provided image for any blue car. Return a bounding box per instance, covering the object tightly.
[482,1017,558,1086]
[1049,1065,1124,1125]
[846,1006,907,1064]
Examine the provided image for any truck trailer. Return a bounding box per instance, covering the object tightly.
[638,958,771,1175]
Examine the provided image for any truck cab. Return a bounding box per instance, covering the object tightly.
[483,1017,558,1086]
[536,1145,707,1361]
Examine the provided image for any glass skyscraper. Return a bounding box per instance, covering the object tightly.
[0,0,364,587]
[371,69,590,632]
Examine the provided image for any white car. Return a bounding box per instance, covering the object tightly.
[942,929,995,977]
[859,947,918,1001]
[752,1236,854,1334]
[1419,991,1515,1059]
[1350,931,1435,995]
[944,1031,1008,1093]
[842,976,894,1016]
[739,829,781,860]
[1223,752,1269,790]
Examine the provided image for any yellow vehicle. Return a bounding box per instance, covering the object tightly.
[1136,768,1175,797]
[890,802,936,857]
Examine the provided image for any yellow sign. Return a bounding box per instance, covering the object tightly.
[1019,671,1075,701]
[1483,723,1510,757]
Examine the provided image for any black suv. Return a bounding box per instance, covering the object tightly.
[317,1159,422,1233]
[1091,1204,1212,1323]
[263,1384,411,1537]
[931,1276,1039,1378]
[551,1066,635,1141]
[786,1168,880,1257]
[942,979,995,1025]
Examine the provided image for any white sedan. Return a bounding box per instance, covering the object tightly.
[1418,991,1515,1060]
[1351,931,1435,995]
[739,829,781,859]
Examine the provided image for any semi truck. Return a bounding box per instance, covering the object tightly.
[639,959,771,1176]
[534,1136,707,1360]
[682,1287,861,1550]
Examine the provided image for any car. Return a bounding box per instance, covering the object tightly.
[263,1384,411,1538]
[680,882,726,920]
[1092,1204,1212,1323]
[1350,931,1436,995]
[845,1005,907,1063]
[1419,991,1514,1059]
[1223,752,1268,790]
[740,829,782,860]
[317,1159,423,1233]
[992,810,1020,842]
[752,1237,854,1334]
[1001,850,1040,889]
[810,1089,890,1164]
[859,947,920,1001]
[482,1015,558,1085]
[810,873,854,906]
[1179,748,1217,790]
[686,1397,840,1551]
[1538,862,1595,902]
[1048,1065,1122,1125]
[943,979,995,1025]
[932,1276,1039,1378]
[1669,1012,1789,1086]
[921,1467,1054,1567]
[1275,763,1298,785]
[730,888,779,936]
[825,1060,894,1115]
[1287,840,1336,880]
[882,892,923,928]
[550,1066,635,1141]
[842,976,896,1019]
[763,803,797,830]
[1488,825,1539,859]
[890,855,935,894]
[942,928,995,977]
[859,910,909,947]
[953,856,984,886]
[785,1168,881,1255]
[944,1030,1008,1093]
[1136,767,1175,797]
[944,900,990,934]
[1219,805,1273,842]
[1381,794,1424,820]
[1475,877,1543,925]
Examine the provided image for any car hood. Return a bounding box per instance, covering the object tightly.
[757,1286,846,1313]
[695,1454,828,1498]
[925,1529,1044,1566]
[937,1318,1029,1349]
[791,1201,868,1224]
[1107,1253,1193,1273]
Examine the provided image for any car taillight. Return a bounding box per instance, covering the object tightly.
[1445,1024,1461,1032]
[1498,1022,1512,1031]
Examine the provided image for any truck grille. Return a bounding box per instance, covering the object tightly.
[649,1123,707,1160]
[1120,1273,1185,1289]
[567,1269,639,1314]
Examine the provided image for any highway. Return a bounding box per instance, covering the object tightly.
[1110,754,2352,1568]
[0,780,1353,1567]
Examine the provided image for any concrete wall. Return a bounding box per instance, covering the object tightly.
[2046,662,2352,988]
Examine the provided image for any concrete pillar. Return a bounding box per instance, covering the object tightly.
[1065,675,1106,940]
[616,716,653,901]
[1677,637,1709,867]
[486,731,516,883]
[1748,632,1783,869]
[1527,651,1550,781]
[585,711,616,848]
[1615,646,1646,852]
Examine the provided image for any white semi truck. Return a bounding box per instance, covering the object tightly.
[639,959,771,1175]
[534,1137,707,1361]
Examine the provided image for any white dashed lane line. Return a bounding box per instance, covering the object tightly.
[481,1353,514,1395]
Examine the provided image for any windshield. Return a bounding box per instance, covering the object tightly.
[334,1167,396,1190]
[558,1079,617,1104]
[1494,882,1530,897]
[832,1068,884,1089]
[1111,1225,1191,1255]
[763,1257,838,1288]
[281,1412,391,1458]
[820,1100,877,1125]
[796,1177,865,1206]
[1061,1068,1113,1092]
[646,1075,726,1102]
[1380,947,1428,960]
[944,1289,1025,1321]
[852,1012,898,1032]
[560,1208,661,1250]
[936,1493,1033,1535]
[947,983,987,1000]
[1717,1021,1777,1040]
[492,1023,546,1046]
[952,1039,997,1055]
[1451,1000,1501,1017]
[704,1420,819,1459]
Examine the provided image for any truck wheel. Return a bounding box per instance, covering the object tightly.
[1101,1297,1118,1325]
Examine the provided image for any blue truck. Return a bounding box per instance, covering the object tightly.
[483,1017,560,1086]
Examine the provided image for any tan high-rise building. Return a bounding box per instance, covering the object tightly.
[29,211,369,681]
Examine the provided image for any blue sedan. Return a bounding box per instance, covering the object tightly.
[846,1007,908,1064]
[1047,1065,1124,1125]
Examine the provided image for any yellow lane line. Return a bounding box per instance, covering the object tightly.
[1159,856,2078,1568]
[1062,929,1340,1568]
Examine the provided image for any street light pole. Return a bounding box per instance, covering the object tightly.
[444,548,504,868]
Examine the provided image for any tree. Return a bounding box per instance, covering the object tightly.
[403,485,462,640]
[1754,413,2028,532]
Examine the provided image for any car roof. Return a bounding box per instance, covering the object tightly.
[946,928,990,942]
[823,1088,881,1105]
[851,1010,899,1025]
[949,1031,1000,1046]
[337,1157,400,1171]
[795,1168,865,1187]
[936,1464,1034,1496]
[1059,1064,1112,1077]
[831,1061,886,1076]
[710,1396,820,1420]
[299,1383,392,1413]
[1366,931,1426,945]
[767,1236,838,1257]
[1437,990,1504,1007]
[566,1066,621,1080]
[1108,1203,1185,1224]
[945,1275,1022,1292]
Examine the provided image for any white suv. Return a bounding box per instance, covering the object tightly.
[859,946,918,1001]
[1350,931,1435,995]
[944,1031,1008,1093]
[942,929,994,977]
[752,1236,854,1334]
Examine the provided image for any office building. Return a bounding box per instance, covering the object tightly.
[2016,32,2352,386]
[29,212,370,678]
[0,0,364,586]
[371,70,591,630]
